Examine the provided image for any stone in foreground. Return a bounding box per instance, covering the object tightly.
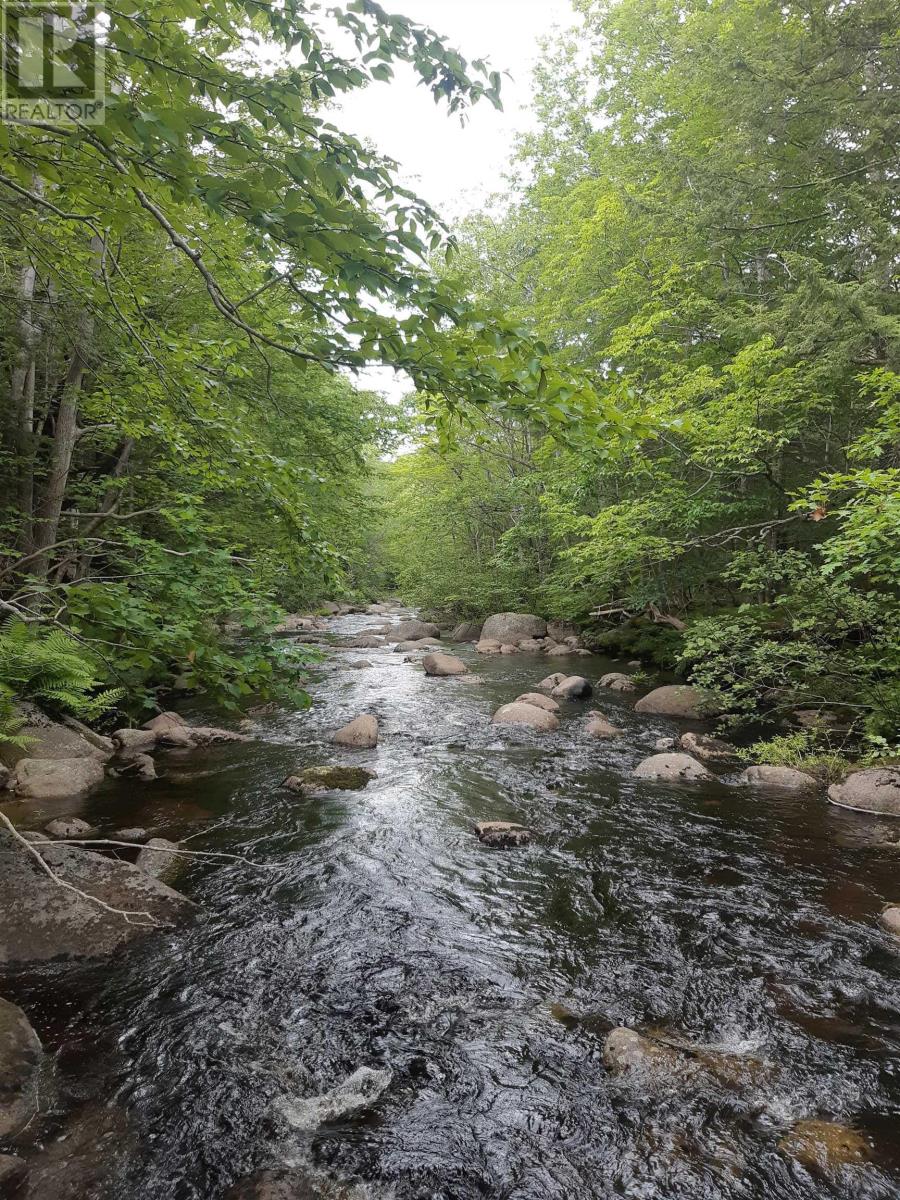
[0,997,42,1139]
[332,715,378,749]
[475,639,502,655]
[475,821,531,848]
[491,703,559,732]
[551,675,593,701]
[827,768,900,816]
[450,621,483,643]
[778,1120,870,1170]
[283,766,375,793]
[423,653,468,677]
[0,840,195,964]
[394,638,439,652]
[633,685,711,719]
[480,613,547,645]
[633,753,713,782]
[393,620,439,642]
[12,756,104,802]
[515,693,560,713]
[738,765,817,791]
[602,1028,673,1075]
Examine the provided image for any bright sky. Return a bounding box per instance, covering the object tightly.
[329,0,577,401]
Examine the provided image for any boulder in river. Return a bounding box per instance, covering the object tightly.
[450,621,483,643]
[135,837,182,882]
[12,756,104,801]
[879,906,900,937]
[515,693,560,713]
[517,638,545,652]
[44,817,95,840]
[394,638,439,652]
[348,660,372,669]
[111,728,158,754]
[141,712,247,750]
[678,732,742,768]
[828,768,900,816]
[394,620,439,642]
[475,640,502,655]
[340,635,384,649]
[551,675,593,701]
[491,703,559,732]
[475,821,531,848]
[283,766,375,794]
[536,672,568,692]
[0,840,195,964]
[0,996,42,1140]
[655,737,676,751]
[332,715,378,749]
[586,713,623,738]
[738,765,817,791]
[778,1119,871,1170]
[423,653,468,677]
[480,613,547,645]
[599,672,637,692]
[633,753,713,782]
[0,704,109,768]
[634,685,712,719]
[276,1066,392,1132]
[545,643,575,656]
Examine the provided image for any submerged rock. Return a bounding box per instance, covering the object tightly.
[738,765,817,791]
[0,997,42,1140]
[44,817,95,840]
[340,635,384,650]
[12,756,104,802]
[276,1066,392,1132]
[515,693,560,713]
[547,620,580,643]
[633,753,713,782]
[551,675,593,701]
[393,638,439,653]
[778,1119,871,1170]
[332,715,378,749]
[678,732,741,767]
[282,766,375,794]
[586,713,623,738]
[599,672,637,693]
[634,685,711,719]
[348,660,373,669]
[880,906,900,937]
[480,613,547,645]
[475,821,531,848]
[828,768,900,816]
[491,703,559,732]
[0,840,194,963]
[0,705,109,769]
[423,653,468,677]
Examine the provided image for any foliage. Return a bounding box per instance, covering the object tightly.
[740,731,848,783]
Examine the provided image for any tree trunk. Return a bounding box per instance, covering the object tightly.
[8,259,41,556]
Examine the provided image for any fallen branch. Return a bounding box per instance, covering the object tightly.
[24,838,273,870]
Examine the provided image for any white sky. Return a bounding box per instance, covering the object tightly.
[328,0,577,401]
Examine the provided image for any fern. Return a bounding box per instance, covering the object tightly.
[0,620,123,726]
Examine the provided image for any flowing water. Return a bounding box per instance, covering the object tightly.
[5,611,900,1199]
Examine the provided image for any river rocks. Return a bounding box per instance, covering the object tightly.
[283,766,375,794]
[44,817,94,839]
[141,712,246,749]
[475,821,531,848]
[634,685,710,719]
[778,1119,870,1170]
[475,639,502,655]
[545,643,576,656]
[480,613,547,646]
[880,906,900,937]
[276,1066,393,1132]
[111,728,158,754]
[738,765,817,791]
[394,638,439,653]
[599,672,637,692]
[12,756,104,801]
[678,732,741,768]
[394,620,439,642]
[551,675,593,701]
[602,1028,674,1075]
[586,713,623,738]
[135,838,182,882]
[517,638,545,652]
[515,693,560,713]
[0,997,42,1140]
[0,840,195,963]
[828,768,900,816]
[0,1154,27,1195]
[633,753,713,782]
[332,715,378,749]
[491,703,559,732]
[340,635,384,649]
[450,621,483,643]
[0,705,109,768]
[109,751,157,781]
[348,660,372,669]
[536,672,568,691]
[423,653,468,677]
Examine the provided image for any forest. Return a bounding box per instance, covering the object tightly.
[1,0,898,762]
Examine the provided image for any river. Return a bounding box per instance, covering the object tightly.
[6,610,900,1199]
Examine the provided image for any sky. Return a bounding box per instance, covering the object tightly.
[327,0,577,401]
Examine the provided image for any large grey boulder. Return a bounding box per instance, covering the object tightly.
[12,756,104,802]
[828,768,900,816]
[739,765,817,791]
[602,1028,675,1075]
[480,613,547,646]
[586,713,623,738]
[393,620,439,642]
[141,712,246,749]
[633,753,713,782]
[0,705,109,768]
[0,997,42,1139]
[517,638,546,652]
[634,685,710,719]
[423,653,468,677]
[332,715,378,749]
[551,675,593,701]
[340,635,384,650]
[491,703,559,732]
[0,840,194,963]
[449,621,483,643]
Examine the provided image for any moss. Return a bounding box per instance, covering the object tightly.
[586,618,684,670]
[286,766,375,793]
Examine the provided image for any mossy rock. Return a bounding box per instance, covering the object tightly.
[284,766,376,794]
